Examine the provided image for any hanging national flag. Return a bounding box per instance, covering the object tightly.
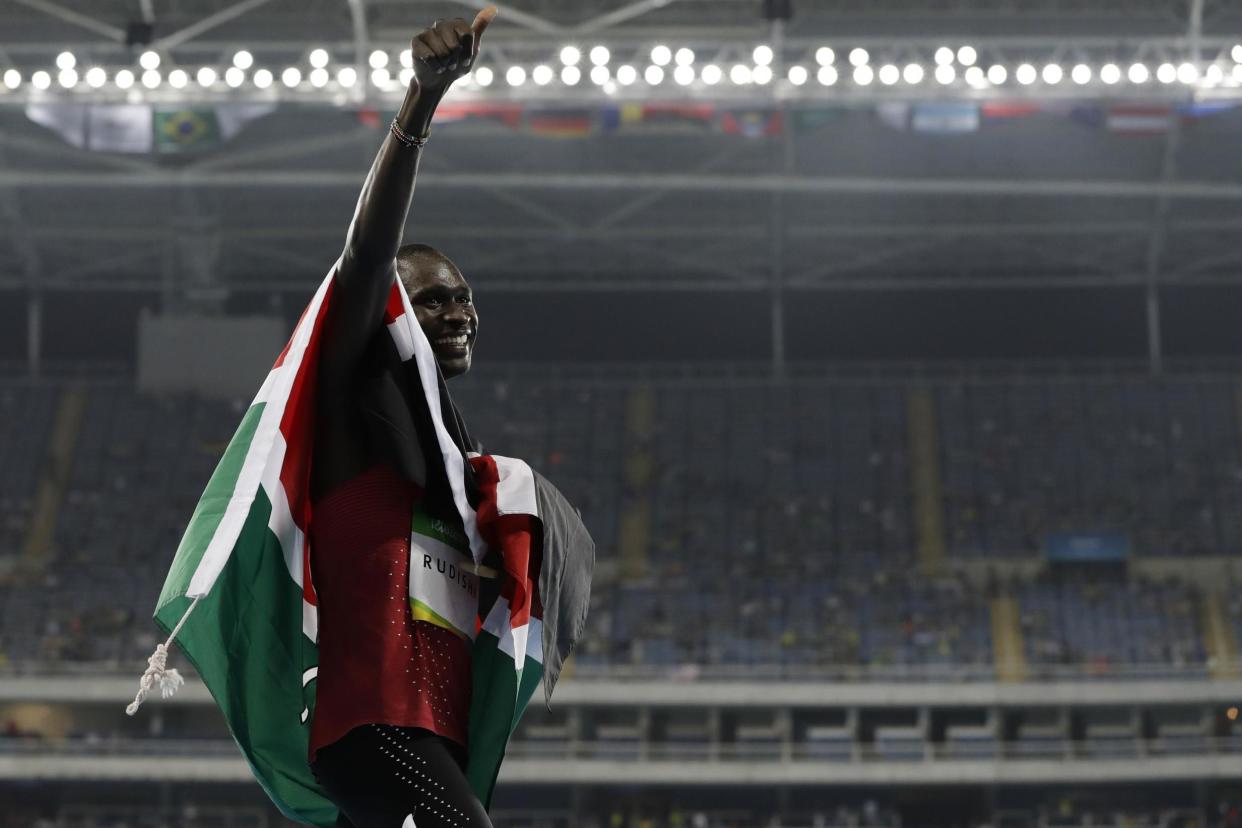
[720,108,784,138]
[980,100,1042,119]
[790,105,847,133]
[526,108,594,137]
[612,102,716,132]
[911,102,979,134]
[129,263,594,825]
[433,102,524,130]
[154,108,223,152]
[1105,105,1172,134]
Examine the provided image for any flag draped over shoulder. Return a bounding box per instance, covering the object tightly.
[133,258,594,826]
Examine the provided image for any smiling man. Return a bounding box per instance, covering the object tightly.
[396,242,478,378]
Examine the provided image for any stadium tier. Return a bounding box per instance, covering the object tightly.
[0,373,1239,679]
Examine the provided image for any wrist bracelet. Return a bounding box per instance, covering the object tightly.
[390,118,429,148]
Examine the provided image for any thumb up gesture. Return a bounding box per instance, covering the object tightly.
[411,5,497,94]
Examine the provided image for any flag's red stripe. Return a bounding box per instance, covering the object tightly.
[275,277,337,607]
[469,456,538,630]
[383,280,405,325]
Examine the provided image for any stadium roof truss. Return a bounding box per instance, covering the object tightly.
[3,0,1242,369]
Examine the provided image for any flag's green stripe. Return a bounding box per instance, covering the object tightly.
[156,402,266,610]
[155,487,336,828]
[466,632,545,811]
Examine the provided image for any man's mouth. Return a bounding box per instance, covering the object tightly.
[432,333,470,352]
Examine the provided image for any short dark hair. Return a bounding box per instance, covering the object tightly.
[396,243,458,288]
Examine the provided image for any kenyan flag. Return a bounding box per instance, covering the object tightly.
[134,259,578,825]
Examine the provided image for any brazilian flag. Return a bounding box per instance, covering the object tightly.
[154,108,222,153]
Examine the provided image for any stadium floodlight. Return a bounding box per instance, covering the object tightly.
[196,66,217,87]
[561,65,580,85]
[473,66,493,86]
[309,67,329,87]
[1071,64,1091,84]
[1177,62,1198,84]
[311,48,330,69]
[753,45,774,66]
[233,50,253,70]
[398,49,412,70]
[253,68,273,88]
[371,67,390,87]
[1205,63,1224,85]
[817,65,838,85]
[2,69,21,89]
[730,63,752,84]
[616,64,637,85]
[56,51,76,71]
[904,63,925,84]
[532,64,553,85]
[853,64,874,85]
[225,66,244,87]
[787,65,808,85]
[675,48,695,66]
[86,67,107,88]
[878,64,899,85]
[673,64,695,85]
[590,65,610,85]
[935,64,955,84]
[57,68,78,88]
[32,70,51,90]
[815,47,835,65]
[398,67,413,85]
[645,64,664,84]
[1232,44,1242,63]
[987,64,1007,84]
[505,66,526,86]
[934,47,954,66]
[169,68,188,88]
[1234,63,1242,83]
[701,63,722,84]
[140,50,160,70]
[1156,62,1176,83]
[369,50,388,69]
[282,67,301,88]
[1015,63,1036,84]
[849,47,869,66]
[1041,64,1062,84]
[964,66,985,86]
[1128,62,1149,83]
[957,46,977,66]
[590,46,610,66]
[1100,63,1121,84]
[753,64,773,84]
[560,46,581,66]
[650,45,672,66]
[141,68,161,89]
[116,68,135,89]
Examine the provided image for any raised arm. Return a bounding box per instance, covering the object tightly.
[313,7,495,499]
[324,6,497,374]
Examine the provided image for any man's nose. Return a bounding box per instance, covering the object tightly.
[444,304,471,325]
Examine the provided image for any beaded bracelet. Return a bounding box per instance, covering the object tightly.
[390,118,429,148]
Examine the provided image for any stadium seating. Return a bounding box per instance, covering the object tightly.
[0,374,1238,675]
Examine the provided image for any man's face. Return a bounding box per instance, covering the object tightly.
[402,256,478,379]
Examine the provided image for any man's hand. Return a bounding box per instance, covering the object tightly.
[411,6,497,95]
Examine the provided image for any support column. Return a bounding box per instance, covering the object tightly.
[27,292,42,379]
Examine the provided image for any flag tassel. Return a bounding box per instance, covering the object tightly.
[126,595,199,715]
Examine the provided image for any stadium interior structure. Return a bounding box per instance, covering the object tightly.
[4,0,1242,826]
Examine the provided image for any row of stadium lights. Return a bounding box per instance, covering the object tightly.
[7,44,1242,93]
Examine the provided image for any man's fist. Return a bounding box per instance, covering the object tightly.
[411,5,496,93]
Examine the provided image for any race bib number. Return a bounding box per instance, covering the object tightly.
[408,508,479,641]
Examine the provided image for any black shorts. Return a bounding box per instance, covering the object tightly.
[311,724,493,828]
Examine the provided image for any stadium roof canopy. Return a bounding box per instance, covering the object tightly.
[3,0,1242,314]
